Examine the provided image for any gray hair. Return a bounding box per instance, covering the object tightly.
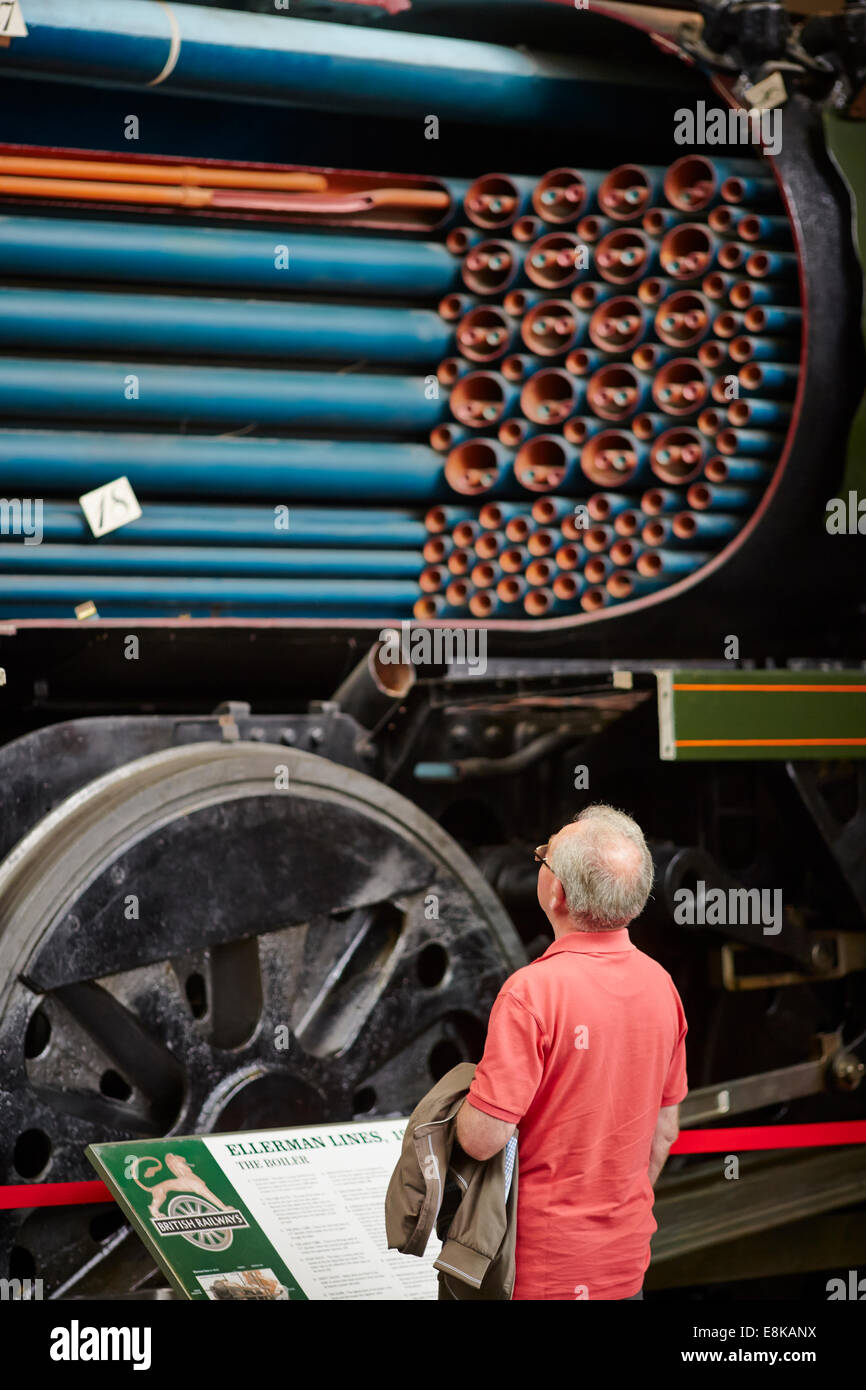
[548,804,653,929]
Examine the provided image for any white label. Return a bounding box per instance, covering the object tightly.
[744,71,787,111]
[0,2,28,39]
[79,476,143,538]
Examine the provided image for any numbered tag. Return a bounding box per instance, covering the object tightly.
[79,477,143,538]
[0,2,28,41]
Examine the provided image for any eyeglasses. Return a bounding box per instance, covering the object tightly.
[534,843,552,871]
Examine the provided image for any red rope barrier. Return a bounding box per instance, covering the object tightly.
[672,1119,866,1153]
[0,1122,863,1209]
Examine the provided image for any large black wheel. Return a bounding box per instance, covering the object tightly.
[0,742,524,1295]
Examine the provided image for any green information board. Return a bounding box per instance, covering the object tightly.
[87,1118,439,1301]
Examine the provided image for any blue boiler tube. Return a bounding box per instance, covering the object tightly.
[0,431,450,501]
[0,217,461,300]
[0,290,454,367]
[0,360,448,432]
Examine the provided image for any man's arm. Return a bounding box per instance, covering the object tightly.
[456,1098,516,1161]
[648,1103,679,1186]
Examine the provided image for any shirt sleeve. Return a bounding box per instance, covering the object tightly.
[466,988,547,1125]
[661,987,688,1106]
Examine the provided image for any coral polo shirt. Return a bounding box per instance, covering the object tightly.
[466,927,688,1300]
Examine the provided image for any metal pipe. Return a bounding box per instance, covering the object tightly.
[581,585,610,612]
[636,275,677,305]
[583,554,613,583]
[444,439,516,496]
[470,560,503,590]
[596,228,657,285]
[530,497,577,525]
[520,368,586,426]
[0,574,417,614]
[521,300,588,356]
[0,215,460,300]
[728,335,799,365]
[437,357,473,387]
[513,215,545,244]
[439,294,477,323]
[663,155,756,213]
[533,168,603,225]
[632,412,671,441]
[672,511,740,542]
[697,341,728,370]
[527,528,557,557]
[504,516,532,543]
[453,520,481,547]
[24,502,427,550]
[430,423,469,454]
[462,240,524,296]
[652,357,710,414]
[743,305,802,336]
[479,501,530,529]
[331,641,416,730]
[609,537,645,568]
[571,282,609,311]
[686,482,754,512]
[641,487,682,516]
[525,558,556,588]
[514,435,581,492]
[654,291,711,349]
[598,164,665,222]
[563,415,607,445]
[473,530,505,559]
[464,174,536,230]
[636,548,710,578]
[588,296,646,352]
[736,214,792,245]
[606,569,667,600]
[576,214,615,244]
[731,281,798,310]
[587,492,634,522]
[737,362,800,395]
[704,456,772,485]
[0,287,454,367]
[587,364,651,421]
[526,233,588,291]
[4,3,607,127]
[581,430,650,489]
[720,175,780,207]
[0,430,448,500]
[727,398,792,429]
[641,209,683,238]
[500,544,529,573]
[566,348,610,377]
[659,223,718,279]
[650,428,705,483]
[449,370,520,427]
[551,572,585,603]
[745,250,799,280]
[456,305,518,363]
[0,358,445,433]
[631,344,681,372]
[613,509,643,538]
[424,505,478,533]
[554,543,582,572]
[715,428,784,457]
[500,354,547,383]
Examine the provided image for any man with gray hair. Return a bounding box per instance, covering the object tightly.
[456,804,688,1300]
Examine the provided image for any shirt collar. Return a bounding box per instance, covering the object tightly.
[540,927,634,958]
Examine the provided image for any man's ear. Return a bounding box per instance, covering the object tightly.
[549,875,566,913]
